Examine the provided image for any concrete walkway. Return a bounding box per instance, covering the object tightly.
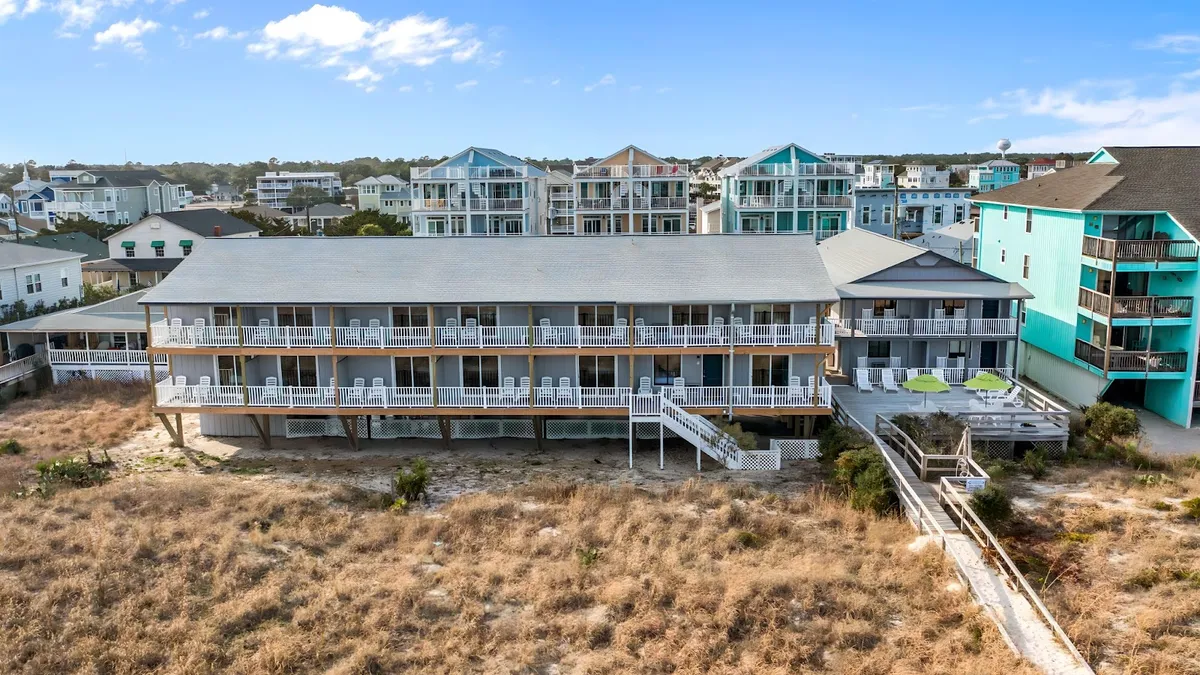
[1133,407,1200,457]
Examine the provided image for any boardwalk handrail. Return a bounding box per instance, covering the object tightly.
[831,398,949,541]
[938,478,1094,673]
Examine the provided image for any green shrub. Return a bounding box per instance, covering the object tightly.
[23,456,111,497]
[833,446,896,516]
[890,413,929,447]
[969,484,1014,531]
[1150,500,1175,512]
[1067,413,1088,450]
[392,458,430,504]
[1126,568,1160,590]
[576,546,601,567]
[1022,448,1048,479]
[717,421,758,452]
[818,423,871,463]
[734,531,763,549]
[1181,497,1200,519]
[0,439,21,455]
[984,459,1020,480]
[1084,402,1141,449]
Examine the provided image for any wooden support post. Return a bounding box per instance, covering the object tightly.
[347,416,359,451]
[803,415,815,438]
[628,420,633,468]
[533,415,543,452]
[328,306,336,347]
[627,304,635,390]
[659,418,664,470]
[439,417,452,449]
[146,305,158,403]
[156,413,183,447]
[247,414,271,449]
[430,355,438,407]
[528,304,536,408]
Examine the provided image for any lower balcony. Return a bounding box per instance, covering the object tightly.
[1077,287,1193,320]
[1074,339,1188,373]
[48,349,167,366]
[154,382,833,411]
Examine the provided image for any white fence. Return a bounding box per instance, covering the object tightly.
[0,351,47,385]
[48,349,166,366]
[770,438,820,460]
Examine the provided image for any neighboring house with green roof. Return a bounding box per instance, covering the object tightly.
[972,146,1200,428]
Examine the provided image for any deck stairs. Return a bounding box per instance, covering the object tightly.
[630,394,780,470]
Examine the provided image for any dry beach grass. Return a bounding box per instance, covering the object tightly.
[0,474,1032,674]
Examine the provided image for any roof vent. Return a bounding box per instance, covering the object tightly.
[213,225,222,237]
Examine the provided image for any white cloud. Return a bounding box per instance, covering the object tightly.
[656,86,672,94]
[167,0,186,5]
[993,80,1200,150]
[455,79,477,90]
[370,14,481,66]
[967,112,1009,124]
[340,64,380,82]
[627,84,641,92]
[93,16,159,53]
[248,4,373,58]
[550,78,559,86]
[397,84,413,92]
[520,77,533,85]
[21,0,43,18]
[0,0,19,23]
[584,73,614,92]
[898,103,950,112]
[1137,33,1200,54]
[195,25,247,40]
[1180,68,1200,80]
[54,0,110,29]
[191,8,206,19]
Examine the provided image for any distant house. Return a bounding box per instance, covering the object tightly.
[690,156,740,189]
[0,241,86,312]
[209,183,239,201]
[907,220,977,266]
[25,168,189,229]
[287,202,356,233]
[22,232,109,262]
[230,205,290,221]
[354,175,412,225]
[84,209,260,290]
[1025,158,1057,180]
[0,215,42,240]
[968,160,1021,192]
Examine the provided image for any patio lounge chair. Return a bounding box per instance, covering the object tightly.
[367,377,387,406]
[881,369,900,393]
[193,318,207,344]
[262,376,281,406]
[517,377,531,406]
[611,318,628,344]
[855,369,873,392]
[500,376,517,406]
[254,318,272,344]
[344,318,362,346]
[538,318,561,345]
[787,376,809,406]
[196,376,212,404]
[462,318,479,345]
[537,377,554,406]
[931,368,948,386]
[439,318,459,347]
[346,378,365,406]
[634,318,653,345]
[367,318,382,346]
[324,378,337,406]
[707,317,725,344]
[669,377,687,404]
[638,376,652,396]
[168,318,184,345]
[731,317,748,342]
[557,377,574,405]
[992,385,1023,407]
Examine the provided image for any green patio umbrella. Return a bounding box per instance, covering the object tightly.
[901,373,951,408]
[962,372,1011,392]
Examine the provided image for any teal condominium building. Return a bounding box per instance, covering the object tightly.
[718,143,854,238]
[973,146,1200,428]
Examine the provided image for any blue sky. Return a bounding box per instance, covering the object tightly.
[4,1,1200,163]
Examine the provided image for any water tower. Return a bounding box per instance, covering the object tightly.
[997,138,1012,158]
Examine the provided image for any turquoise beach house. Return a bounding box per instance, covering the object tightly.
[972,147,1200,428]
[718,144,854,238]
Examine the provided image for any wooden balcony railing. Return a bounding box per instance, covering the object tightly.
[1074,339,1188,373]
[1082,235,1199,262]
[1078,287,1193,319]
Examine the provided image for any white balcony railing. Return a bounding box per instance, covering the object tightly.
[730,323,833,347]
[338,386,434,408]
[576,197,613,210]
[573,164,688,179]
[436,386,632,409]
[534,325,630,348]
[912,318,969,337]
[436,325,529,348]
[336,326,432,348]
[48,349,166,366]
[855,318,911,337]
[658,385,728,407]
[468,198,528,211]
[648,196,688,209]
[632,325,730,347]
[51,200,116,213]
[155,383,245,407]
[971,318,1018,336]
[814,195,852,207]
[412,167,467,180]
[243,326,332,348]
[415,198,466,211]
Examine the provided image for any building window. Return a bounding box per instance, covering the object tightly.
[882,205,893,225]
[154,245,165,258]
[462,355,499,387]
[1022,254,1031,279]
[395,356,432,387]
[60,268,69,287]
[25,273,41,294]
[392,306,429,328]
[751,354,788,386]
[672,304,710,326]
[867,341,890,358]
[653,354,681,385]
[583,217,603,234]
[1002,206,1008,219]
[871,299,896,317]
[460,305,498,327]
[860,205,871,225]
[948,340,970,360]
[182,245,192,256]
[125,246,135,258]
[1020,307,1027,326]
[1025,209,1033,233]
[1000,248,1006,264]
[955,204,965,222]
[933,205,943,225]
[579,355,617,388]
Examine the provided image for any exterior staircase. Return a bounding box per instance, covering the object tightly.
[630,394,780,470]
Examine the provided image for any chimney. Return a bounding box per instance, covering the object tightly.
[213,225,222,237]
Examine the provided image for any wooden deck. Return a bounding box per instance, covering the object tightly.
[833,385,1069,442]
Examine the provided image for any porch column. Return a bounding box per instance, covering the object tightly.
[146,305,157,405]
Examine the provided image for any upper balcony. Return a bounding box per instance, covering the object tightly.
[1082,235,1199,265]
[733,195,852,209]
[149,319,837,350]
[412,166,531,180]
[1077,287,1194,321]
[730,162,856,178]
[838,316,1018,338]
[52,201,116,213]
[573,164,688,179]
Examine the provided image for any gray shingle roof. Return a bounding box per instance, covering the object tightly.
[818,229,1029,300]
[0,290,161,332]
[0,241,86,269]
[23,232,109,262]
[971,146,1200,239]
[83,258,183,273]
[144,209,261,236]
[289,202,354,218]
[140,235,839,306]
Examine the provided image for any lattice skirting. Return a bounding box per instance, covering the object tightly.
[1028,438,1067,459]
[972,439,1013,460]
[771,438,820,460]
[373,418,441,439]
[735,450,781,471]
[285,417,369,438]
[53,368,151,385]
[451,419,535,439]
